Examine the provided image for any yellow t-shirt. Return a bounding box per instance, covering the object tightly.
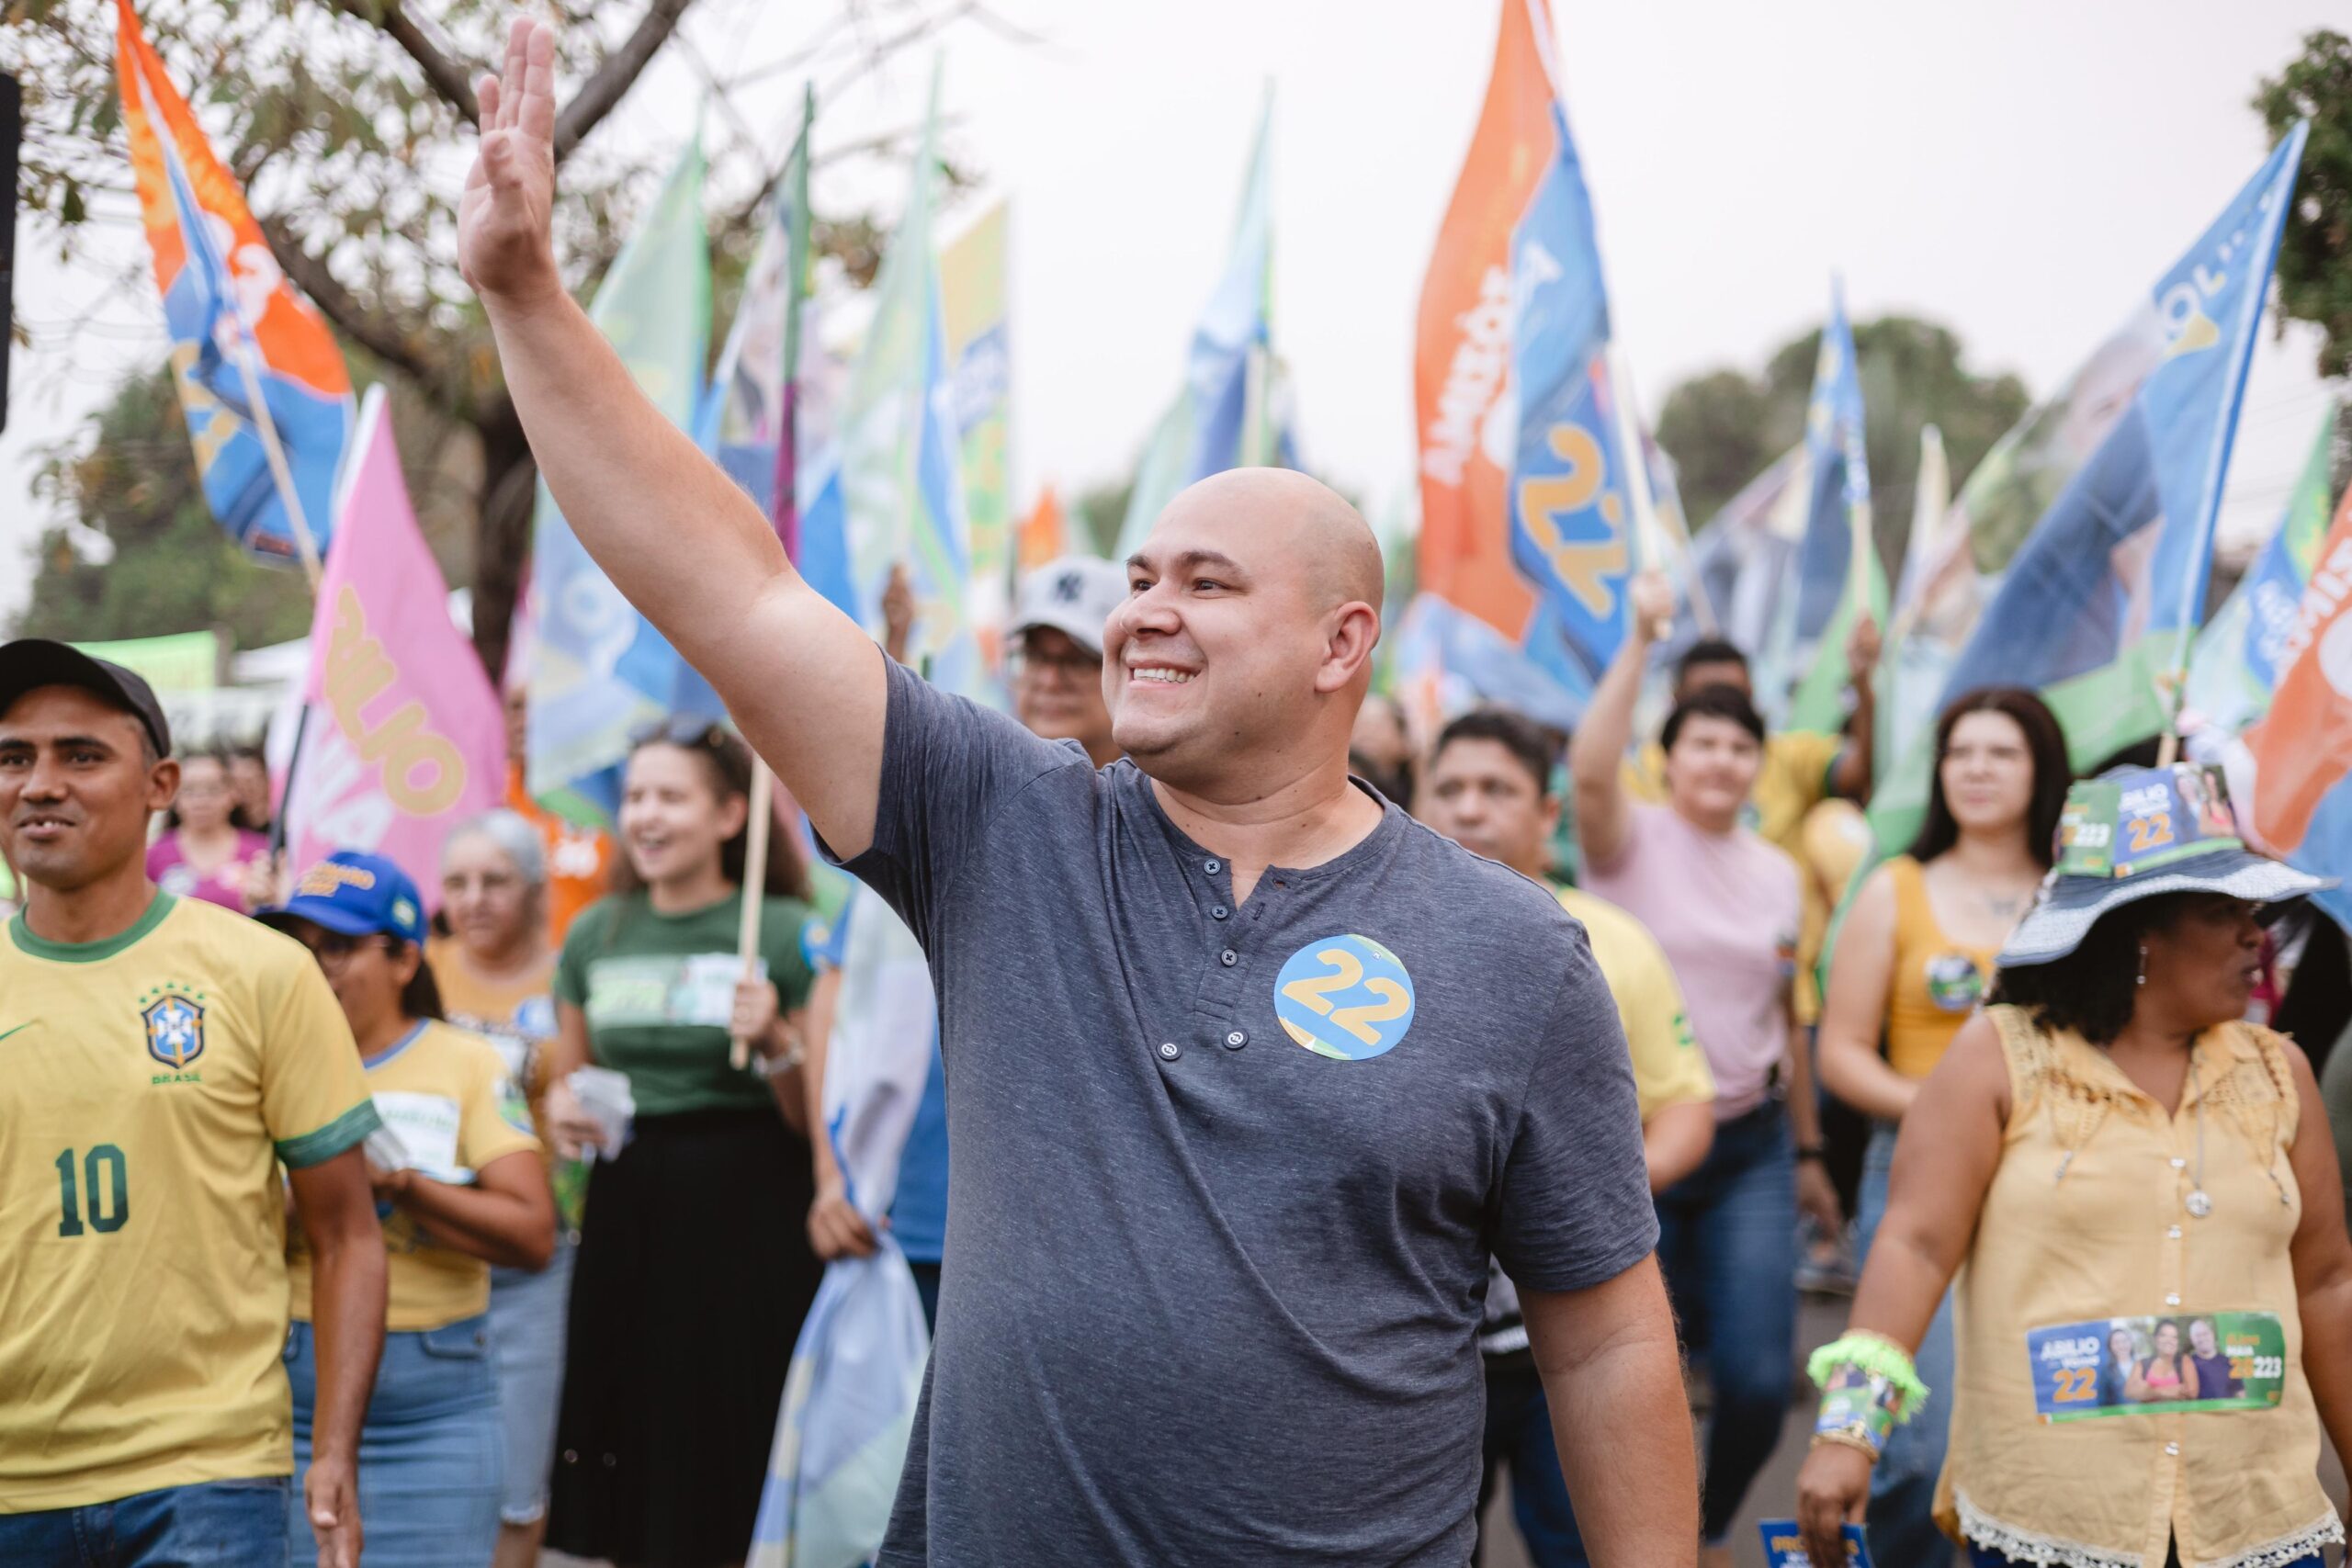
[290,1020,538,1332]
[1556,887,1716,1121]
[0,893,378,1512]
[1628,728,1845,858]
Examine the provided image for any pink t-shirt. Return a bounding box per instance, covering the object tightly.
[146,829,270,912]
[1584,803,1799,1119]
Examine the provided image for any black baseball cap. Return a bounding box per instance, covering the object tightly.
[0,639,174,758]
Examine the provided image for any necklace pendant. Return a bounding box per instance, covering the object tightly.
[2185,1189,2213,1219]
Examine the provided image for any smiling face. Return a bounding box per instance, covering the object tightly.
[1420,737,1555,880]
[440,829,538,962]
[618,741,745,892]
[2140,894,2267,1030]
[1939,709,2034,838]
[0,685,175,896]
[1103,469,1383,793]
[2190,1319,2219,1359]
[2110,1327,2135,1365]
[284,916,416,1046]
[2154,1321,2181,1359]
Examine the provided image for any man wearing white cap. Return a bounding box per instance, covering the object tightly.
[1008,556,1126,768]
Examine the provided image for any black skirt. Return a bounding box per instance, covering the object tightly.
[547,1106,821,1567]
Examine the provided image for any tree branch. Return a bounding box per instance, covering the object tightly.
[553,0,696,163]
[255,212,449,397]
[328,0,481,124]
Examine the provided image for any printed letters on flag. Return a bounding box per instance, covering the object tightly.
[282,391,504,897]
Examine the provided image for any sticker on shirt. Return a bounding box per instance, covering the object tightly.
[1923,953,1984,1013]
[583,953,767,1030]
[1758,1520,1871,1568]
[1274,935,1416,1061]
[2026,1312,2285,1421]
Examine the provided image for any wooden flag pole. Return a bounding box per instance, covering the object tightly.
[730,762,777,1070]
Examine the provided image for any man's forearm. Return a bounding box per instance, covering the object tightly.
[481,289,790,671]
[1833,686,1876,803]
[1540,1285,1697,1563]
[309,1232,388,1463]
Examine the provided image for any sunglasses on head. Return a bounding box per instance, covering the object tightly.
[627,716,729,750]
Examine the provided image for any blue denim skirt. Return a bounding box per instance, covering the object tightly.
[286,1314,503,1568]
[489,1237,574,1525]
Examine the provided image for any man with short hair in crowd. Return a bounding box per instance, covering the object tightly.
[1006,554,1126,767]
[0,639,389,1568]
[1420,705,1716,1567]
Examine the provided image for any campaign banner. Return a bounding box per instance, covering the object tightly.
[117,0,352,566]
[1868,126,2309,852]
[1412,0,1653,726]
[2027,1312,2284,1421]
[285,392,504,902]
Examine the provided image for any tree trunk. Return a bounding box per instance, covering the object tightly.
[470,405,537,688]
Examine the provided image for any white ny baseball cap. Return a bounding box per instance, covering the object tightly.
[1012,556,1129,660]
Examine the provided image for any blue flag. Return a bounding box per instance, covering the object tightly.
[1869,125,2308,848]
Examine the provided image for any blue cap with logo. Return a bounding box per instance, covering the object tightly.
[258,851,426,945]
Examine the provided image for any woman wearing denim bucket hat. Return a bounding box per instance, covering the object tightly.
[1796,762,2352,1568]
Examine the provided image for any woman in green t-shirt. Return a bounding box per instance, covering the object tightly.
[541,721,820,1568]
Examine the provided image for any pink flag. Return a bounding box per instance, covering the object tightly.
[284,390,505,904]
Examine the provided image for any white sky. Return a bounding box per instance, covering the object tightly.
[6,0,2341,622]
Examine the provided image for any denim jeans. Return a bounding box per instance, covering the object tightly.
[489,1238,574,1526]
[1655,1102,1798,1545]
[0,1476,292,1568]
[1856,1122,1959,1568]
[286,1314,503,1568]
[1475,1352,1584,1567]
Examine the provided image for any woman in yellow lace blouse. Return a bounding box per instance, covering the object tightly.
[1795,763,2352,1568]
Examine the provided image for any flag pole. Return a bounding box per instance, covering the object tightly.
[1606,344,1701,638]
[730,762,776,1070]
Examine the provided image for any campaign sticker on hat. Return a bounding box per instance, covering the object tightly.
[1274,935,1416,1061]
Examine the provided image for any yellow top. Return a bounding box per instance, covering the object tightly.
[1936,1006,2340,1568]
[1883,856,1997,1082]
[289,1020,537,1331]
[1556,887,1716,1121]
[0,894,379,1512]
[1629,729,1845,1021]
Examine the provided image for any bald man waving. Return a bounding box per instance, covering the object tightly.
[459,21,1693,1565]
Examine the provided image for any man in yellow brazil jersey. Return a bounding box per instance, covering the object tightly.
[0,639,388,1568]
[1418,706,1715,1568]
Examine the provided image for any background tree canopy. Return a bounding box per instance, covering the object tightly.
[6,0,978,674]
[1655,314,2030,570]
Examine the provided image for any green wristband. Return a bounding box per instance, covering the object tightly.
[1806,1331,1930,1422]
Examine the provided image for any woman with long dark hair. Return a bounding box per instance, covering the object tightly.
[265,851,557,1568]
[542,721,819,1568]
[1815,687,2068,1562]
[1796,762,2352,1568]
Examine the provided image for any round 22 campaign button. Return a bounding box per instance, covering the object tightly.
[1273,934,1417,1061]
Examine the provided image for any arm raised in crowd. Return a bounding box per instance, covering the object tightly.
[458,18,888,859]
[1568,570,1673,870]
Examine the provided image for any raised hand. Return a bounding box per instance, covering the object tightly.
[458,17,562,308]
[1628,570,1676,646]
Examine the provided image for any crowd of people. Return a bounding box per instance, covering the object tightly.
[6,19,2352,1568]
